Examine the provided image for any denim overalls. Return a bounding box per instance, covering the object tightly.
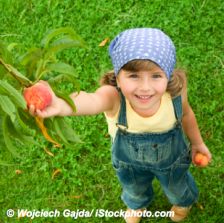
[111,93,199,210]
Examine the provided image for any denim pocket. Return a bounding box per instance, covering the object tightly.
[128,137,172,164]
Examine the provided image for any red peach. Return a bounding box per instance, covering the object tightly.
[195,153,209,167]
[23,84,52,110]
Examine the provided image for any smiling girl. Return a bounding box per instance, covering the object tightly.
[28,28,211,223]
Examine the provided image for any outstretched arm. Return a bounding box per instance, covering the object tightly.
[28,81,120,118]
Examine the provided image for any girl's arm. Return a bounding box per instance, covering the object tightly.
[29,81,120,118]
[181,83,212,165]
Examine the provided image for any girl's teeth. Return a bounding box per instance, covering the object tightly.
[138,95,151,99]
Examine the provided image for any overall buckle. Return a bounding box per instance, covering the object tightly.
[116,123,128,132]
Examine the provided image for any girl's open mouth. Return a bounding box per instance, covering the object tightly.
[135,95,153,100]
[134,95,154,105]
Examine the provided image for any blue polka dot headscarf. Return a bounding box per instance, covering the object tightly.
[109,28,176,79]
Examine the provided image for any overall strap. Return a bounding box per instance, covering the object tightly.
[116,91,128,130]
[172,95,183,122]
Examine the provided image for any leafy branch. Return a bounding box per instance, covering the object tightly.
[0,27,86,160]
[0,58,32,87]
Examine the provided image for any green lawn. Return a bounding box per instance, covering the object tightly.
[0,0,224,222]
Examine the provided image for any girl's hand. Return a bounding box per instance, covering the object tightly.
[26,81,70,118]
[191,142,212,166]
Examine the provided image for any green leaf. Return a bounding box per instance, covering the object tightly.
[46,62,77,77]
[19,47,43,66]
[13,110,36,136]
[0,80,26,109]
[7,64,32,86]
[52,117,82,146]
[52,117,69,144]
[47,62,80,91]
[53,89,76,112]
[46,37,86,55]
[0,59,32,86]
[0,40,13,64]
[17,108,38,132]
[2,115,21,158]
[19,47,44,80]
[41,27,86,49]
[53,117,82,143]
[6,113,38,147]
[0,95,16,122]
[48,73,80,94]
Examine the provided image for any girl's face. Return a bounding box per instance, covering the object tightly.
[116,65,168,117]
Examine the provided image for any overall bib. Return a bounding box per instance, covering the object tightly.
[111,93,198,210]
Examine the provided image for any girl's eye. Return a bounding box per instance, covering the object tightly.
[152,73,162,78]
[129,74,139,78]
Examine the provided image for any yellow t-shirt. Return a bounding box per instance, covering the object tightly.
[105,92,176,140]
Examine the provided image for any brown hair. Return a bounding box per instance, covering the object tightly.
[100,60,186,98]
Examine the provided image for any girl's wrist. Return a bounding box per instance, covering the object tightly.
[57,98,74,116]
[191,142,205,151]
[191,141,204,147]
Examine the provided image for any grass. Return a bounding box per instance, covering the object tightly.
[0,0,224,222]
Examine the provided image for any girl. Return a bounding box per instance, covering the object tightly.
[29,28,211,222]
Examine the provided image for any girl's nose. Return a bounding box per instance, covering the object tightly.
[140,79,152,91]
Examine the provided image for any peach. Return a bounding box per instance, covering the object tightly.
[194,153,209,167]
[23,84,52,110]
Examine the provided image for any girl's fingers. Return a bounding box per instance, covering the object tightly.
[29,104,36,116]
